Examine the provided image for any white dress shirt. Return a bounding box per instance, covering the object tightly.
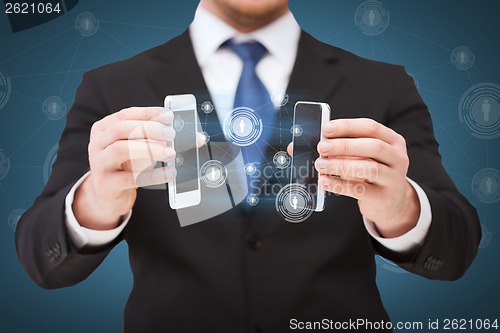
[65,4,432,252]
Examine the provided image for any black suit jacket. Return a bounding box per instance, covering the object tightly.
[16,30,481,332]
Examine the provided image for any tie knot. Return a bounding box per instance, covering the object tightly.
[225,40,267,64]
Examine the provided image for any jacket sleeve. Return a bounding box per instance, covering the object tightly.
[15,70,121,289]
[373,65,481,281]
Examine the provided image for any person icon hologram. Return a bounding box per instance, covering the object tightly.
[239,119,246,134]
[291,195,298,210]
[482,99,491,122]
[485,177,493,194]
[51,102,58,114]
[278,155,285,165]
[459,51,466,64]
[83,18,91,31]
[210,167,217,181]
[368,10,375,26]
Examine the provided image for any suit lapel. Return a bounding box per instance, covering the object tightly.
[287,31,341,103]
[149,29,225,140]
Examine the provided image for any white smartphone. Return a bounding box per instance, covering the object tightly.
[165,94,201,209]
[290,101,331,212]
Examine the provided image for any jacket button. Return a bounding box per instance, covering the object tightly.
[247,234,263,250]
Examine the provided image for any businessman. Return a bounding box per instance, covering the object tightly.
[16,0,481,332]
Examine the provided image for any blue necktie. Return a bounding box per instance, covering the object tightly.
[225,40,276,198]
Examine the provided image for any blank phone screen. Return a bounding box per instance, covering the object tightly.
[291,103,322,197]
[173,110,199,194]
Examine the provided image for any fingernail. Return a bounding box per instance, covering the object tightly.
[165,168,176,179]
[165,148,176,159]
[315,158,330,169]
[318,141,332,153]
[324,122,335,134]
[160,110,173,122]
[164,126,176,139]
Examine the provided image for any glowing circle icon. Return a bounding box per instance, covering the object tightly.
[175,154,184,166]
[451,46,475,71]
[8,209,25,232]
[479,224,492,249]
[0,70,12,111]
[201,101,214,114]
[354,1,390,36]
[459,83,500,139]
[273,151,290,169]
[290,124,303,137]
[247,194,259,206]
[275,183,314,223]
[224,107,263,146]
[75,12,99,37]
[43,96,66,120]
[0,149,10,181]
[201,160,227,188]
[43,144,58,184]
[244,163,257,176]
[271,92,289,107]
[200,131,210,144]
[471,168,500,204]
[173,115,185,131]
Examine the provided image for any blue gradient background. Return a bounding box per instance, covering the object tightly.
[1,1,499,332]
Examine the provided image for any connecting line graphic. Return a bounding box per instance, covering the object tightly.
[99,20,184,31]
[324,25,356,43]
[10,90,44,104]
[59,36,83,96]
[380,34,398,64]
[412,62,452,76]
[390,25,452,52]
[9,69,88,79]
[8,119,49,159]
[99,27,138,54]
[0,182,15,210]
[0,26,74,65]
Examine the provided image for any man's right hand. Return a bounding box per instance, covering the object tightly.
[73,107,177,231]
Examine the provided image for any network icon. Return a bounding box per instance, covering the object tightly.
[200,160,227,188]
[42,96,67,121]
[354,1,390,36]
[223,107,263,146]
[75,12,99,37]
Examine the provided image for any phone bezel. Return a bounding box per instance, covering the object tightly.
[165,94,201,209]
[291,101,331,212]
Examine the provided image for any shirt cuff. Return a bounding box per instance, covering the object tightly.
[363,177,432,253]
[64,171,131,249]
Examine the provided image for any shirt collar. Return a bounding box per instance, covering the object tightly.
[189,4,301,70]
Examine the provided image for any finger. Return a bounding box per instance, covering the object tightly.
[100,107,173,127]
[315,157,390,185]
[317,138,394,166]
[287,142,293,156]
[135,166,177,188]
[124,158,157,175]
[101,140,175,171]
[319,174,376,200]
[98,121,176,149]
[323,118,403,145]
[105,167,177,191]
[197,132,208,148]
